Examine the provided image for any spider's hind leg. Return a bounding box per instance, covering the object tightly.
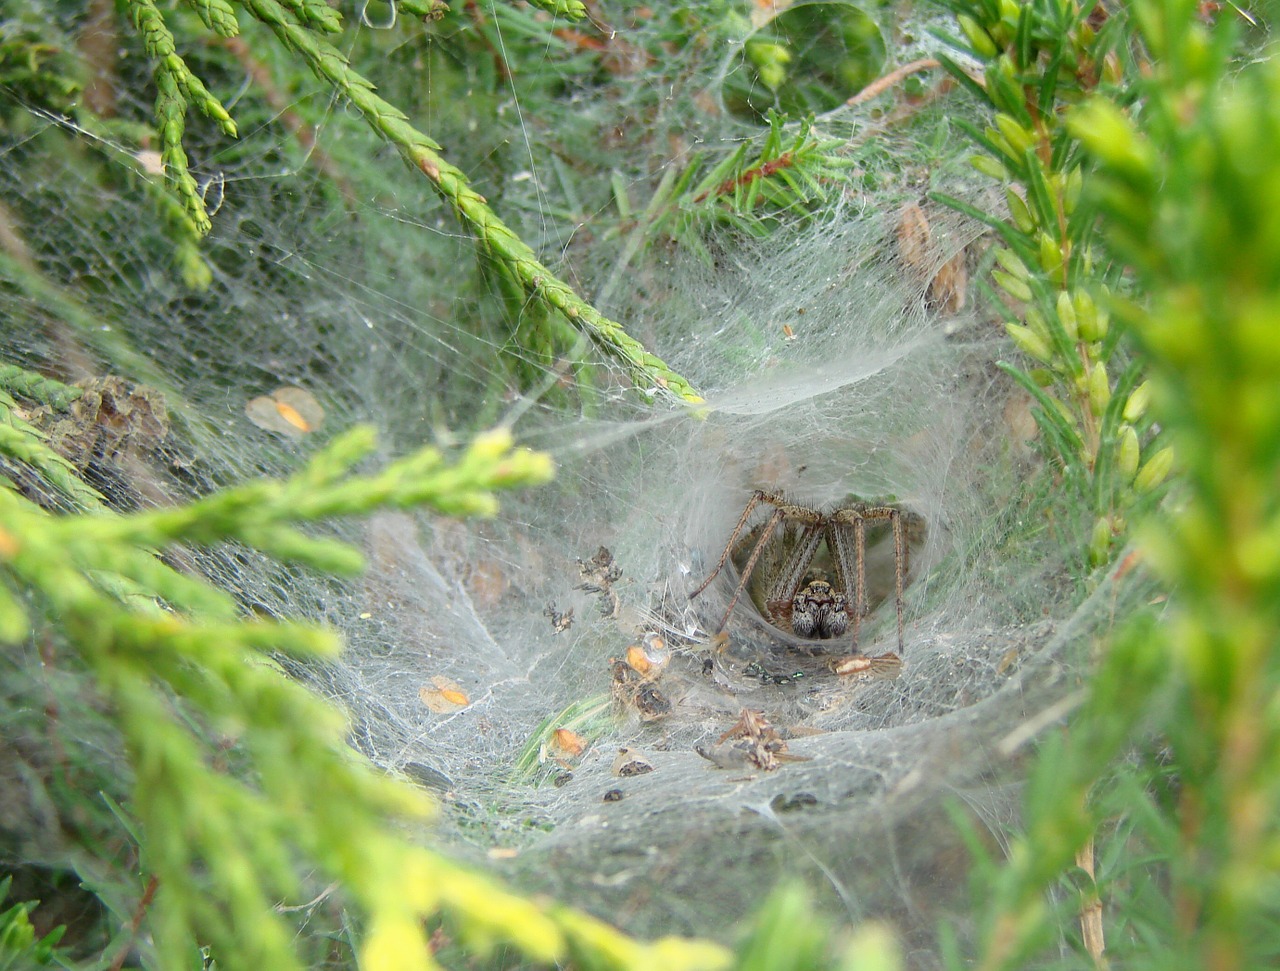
[827,513,867,652]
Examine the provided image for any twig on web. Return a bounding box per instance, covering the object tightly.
[846,57,942,106]
[1076,838,1108,968]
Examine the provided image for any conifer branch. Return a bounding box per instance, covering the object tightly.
[183,0,241,37]
[236,0,703,404]
[0,365,83,412]
[126,0,239,235]
[0,391,105,513]
[0,420,731,971]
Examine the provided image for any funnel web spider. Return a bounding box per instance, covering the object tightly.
[689,490,909,661]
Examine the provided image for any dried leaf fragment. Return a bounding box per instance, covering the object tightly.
[578,546,622,618]
[611,747,654,777]
[468,559,509,609]
[135,149,165,176]
[703,708,808,772]
[625,644,653,675]
[544,601,574,633]
[831,654,871,676]
[610,660,672,720]
[830,652,903,679]
[623,632,669,679]
[246,386,325,438]
[37,376,169,471]
[419,675,470,713]
[896,203,933,276]
[551,728,587,758]
[929,251,968,314]
[996,647,1020,675]
[895,202,968,313]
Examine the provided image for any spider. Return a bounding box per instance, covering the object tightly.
[688,490,911,658]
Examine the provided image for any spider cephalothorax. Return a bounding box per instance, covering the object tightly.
[689,490,914,661]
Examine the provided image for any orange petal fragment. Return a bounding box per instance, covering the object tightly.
[245,386,325,438]
[625,644,653,675]
[551,728,586,757]
[419,675,470,712]
[275,399,311,432]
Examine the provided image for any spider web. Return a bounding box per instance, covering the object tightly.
[0,0,1153,961]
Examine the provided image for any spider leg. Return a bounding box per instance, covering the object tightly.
[855,517,867,648]
[767,520,825,606]
[891,507,905,655]
[713,506,785,632]
[688,490,769,600]
[763,520,826,633]
[847,506,906,656]
[830,505,909,655]
[827,513,866,651]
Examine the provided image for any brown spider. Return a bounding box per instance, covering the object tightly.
[689,490,911,658]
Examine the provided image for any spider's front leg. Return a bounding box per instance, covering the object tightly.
[825,504,908,679]
[688,490,787,634]
[829,506,907,657]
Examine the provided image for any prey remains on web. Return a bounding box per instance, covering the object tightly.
[689,490,917,675]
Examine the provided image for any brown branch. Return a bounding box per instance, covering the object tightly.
[693,152,795,204]
[108,874,159,971]
[220,37,358,206]
[79,0,121,117]
[1076,838,1108,968]
[846,58,941,106]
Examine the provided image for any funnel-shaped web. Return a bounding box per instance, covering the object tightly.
[278,203,1136,948]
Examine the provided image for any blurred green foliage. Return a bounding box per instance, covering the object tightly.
[730,1,886,120]
[939,0,1280,967]
[0,876,70,968]
[935,0,1167,568]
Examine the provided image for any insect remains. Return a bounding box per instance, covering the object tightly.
[688,490,915,664]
